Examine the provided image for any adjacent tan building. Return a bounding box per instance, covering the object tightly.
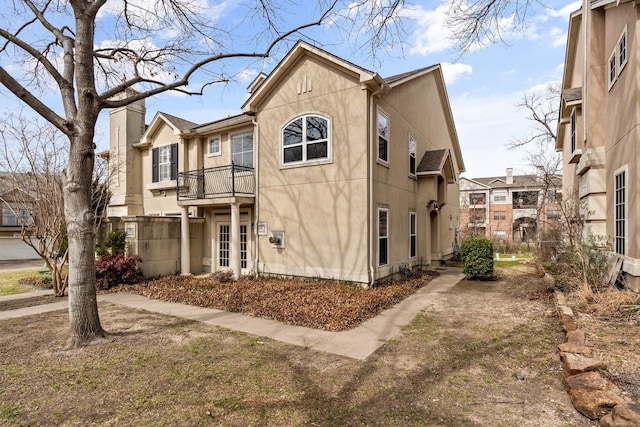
[106,41,465,284]
[557,0,639,288]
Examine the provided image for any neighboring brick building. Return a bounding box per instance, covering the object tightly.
[459,168,561,243]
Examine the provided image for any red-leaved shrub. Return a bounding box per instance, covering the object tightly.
[96,254,143,290]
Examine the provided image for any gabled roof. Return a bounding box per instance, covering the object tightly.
[416,149,448,173]
[242,40,389,113]
[135,112,199,147]
[416,149,457,182]
[469,174,562,189]
[384,65,440,87]
[190,113,253,135]
[160,112,198,132]
[459,177,491,190]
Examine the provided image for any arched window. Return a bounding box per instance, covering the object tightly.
[282,114,330,165]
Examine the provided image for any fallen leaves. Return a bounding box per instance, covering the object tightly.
[109,272,438,331]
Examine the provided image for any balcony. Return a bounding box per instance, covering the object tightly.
[177,164,255,202]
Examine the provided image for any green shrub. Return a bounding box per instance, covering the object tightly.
[461,238,494,279]
[96,230,127,256]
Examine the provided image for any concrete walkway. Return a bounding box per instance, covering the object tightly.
[0,268,464,360]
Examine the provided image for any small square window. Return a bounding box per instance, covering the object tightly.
[208,137,220,156]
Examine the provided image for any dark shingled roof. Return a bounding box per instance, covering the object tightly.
[471,174,562,189]
[158,112,199,132]
[416,149,448,173]
[384,65,437,86]
[562,87,582,103]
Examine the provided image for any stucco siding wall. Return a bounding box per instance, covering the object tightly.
[255,55,371,282]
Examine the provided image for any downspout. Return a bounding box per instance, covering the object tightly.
[252,117,260,277]
[369,85,385,287]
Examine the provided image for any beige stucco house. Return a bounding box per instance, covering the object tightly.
[106,41,465,285]
[557,0,639,288]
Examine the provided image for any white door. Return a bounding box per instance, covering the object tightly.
[217,223,248,271]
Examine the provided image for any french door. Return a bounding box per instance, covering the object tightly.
[218,223,248,270]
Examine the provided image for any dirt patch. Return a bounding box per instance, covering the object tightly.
[0,295,64,312]
[0,265,605,426]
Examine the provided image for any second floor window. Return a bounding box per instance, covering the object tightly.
[152,143,177,182]
[493,211,506,220]
[377,110,389,163]
[469,193,485,205]
[282,115,329,165]
[409,134,416,176]
[231,132,253,168]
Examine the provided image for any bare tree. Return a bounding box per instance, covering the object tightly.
[445,0,543,54]
[0,1,407,348]
[509,82,560,149]
[0,113,68,295]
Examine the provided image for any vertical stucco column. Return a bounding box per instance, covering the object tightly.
[230,203,241,280]
[181,206,191,275]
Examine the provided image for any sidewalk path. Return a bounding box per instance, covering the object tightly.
[1,268,464,360]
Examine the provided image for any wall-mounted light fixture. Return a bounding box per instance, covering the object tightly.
[427,200,440,211]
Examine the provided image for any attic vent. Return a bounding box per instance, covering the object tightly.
[297,75,313,94]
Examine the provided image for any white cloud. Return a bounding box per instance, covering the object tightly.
[441,62,472,84]
[451,90,546,177]
[547,1,582,19]
[403,3,454,56]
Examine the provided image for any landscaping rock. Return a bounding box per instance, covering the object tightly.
[561,352,607,376]
[598,403,640,427]
[561,314,578,332]
[558,342,594,356]
[564,371,626,419]
[567,329,586,345]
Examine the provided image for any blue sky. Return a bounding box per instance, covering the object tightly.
[0,0,581,179]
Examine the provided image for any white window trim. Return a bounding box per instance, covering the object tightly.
[208,137,221,157]
[230,131,254,169]
[280,113,332,168]
[493,191,507,202]
[378,207,389,266]
[409,211,417,259]
[377,108,390,166]
[617,26,628,77]
[408,133,416,178]
[614,165,628,256]
[158,144,173,182]
[570,107,577,153]
[608,49,617,90]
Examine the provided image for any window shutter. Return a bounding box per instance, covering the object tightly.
[152,147,159,183]
[170,143,178,181]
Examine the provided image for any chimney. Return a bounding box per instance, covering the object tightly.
[506,168,513,185]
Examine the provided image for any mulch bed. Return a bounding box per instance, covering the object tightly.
[107,271,438,331]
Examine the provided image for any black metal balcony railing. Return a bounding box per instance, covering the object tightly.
[177,163,255,200]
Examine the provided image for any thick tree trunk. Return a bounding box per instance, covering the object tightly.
[64,132,104,348]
